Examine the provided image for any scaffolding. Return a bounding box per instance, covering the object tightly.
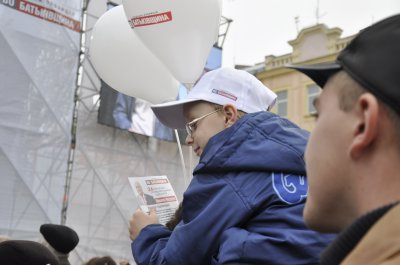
[0,0,232,263]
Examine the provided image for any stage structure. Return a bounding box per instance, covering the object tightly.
[0,0,232,263]
[0,0,83,261]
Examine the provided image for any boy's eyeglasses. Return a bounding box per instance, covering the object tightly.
[185,109,221,137]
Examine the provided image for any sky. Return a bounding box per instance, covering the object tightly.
[221,0,400,67]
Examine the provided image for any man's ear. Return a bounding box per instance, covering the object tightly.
[222,104,239,127]
[349,93,379,159]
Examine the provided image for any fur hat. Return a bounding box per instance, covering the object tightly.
[40,224,79,254]
[0,240,60,265]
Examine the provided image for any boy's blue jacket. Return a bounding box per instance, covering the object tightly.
[132,111,334,265]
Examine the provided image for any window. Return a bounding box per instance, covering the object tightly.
[275,90,288,117]
[307,84,321,114]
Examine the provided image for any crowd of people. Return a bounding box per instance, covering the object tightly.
[1,13,399,265]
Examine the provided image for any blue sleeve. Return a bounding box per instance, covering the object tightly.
[113,93,132,130]
[131,177,251,265]
[132,224,172,265]
[215,172,334,265]
[132,172,333,265]
[215,213,333,265]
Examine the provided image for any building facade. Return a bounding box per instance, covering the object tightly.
[254,24,353,131]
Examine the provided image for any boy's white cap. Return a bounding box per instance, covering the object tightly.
[151,67,277,129]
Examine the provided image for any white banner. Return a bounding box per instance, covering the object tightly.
[0,0,82,235]
[0,0,81,31]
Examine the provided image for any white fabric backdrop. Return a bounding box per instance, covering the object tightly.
[0,0,193,264]
[0,0,81,233]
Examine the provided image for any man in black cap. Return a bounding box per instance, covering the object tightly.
[289,14,400,264]
[40,224,79,265]
[0,240,60,265]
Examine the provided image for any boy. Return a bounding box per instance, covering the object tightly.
[129,68,334,264]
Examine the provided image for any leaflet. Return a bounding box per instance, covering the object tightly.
[128,175,179,225]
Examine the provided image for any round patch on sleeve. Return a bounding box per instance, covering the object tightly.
[272,173,308,204]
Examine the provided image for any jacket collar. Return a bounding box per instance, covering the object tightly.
[320,202,399,265]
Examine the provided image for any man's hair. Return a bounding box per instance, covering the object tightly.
[165,202,182,231]
[335,71,400,146]
[84,256,117,265]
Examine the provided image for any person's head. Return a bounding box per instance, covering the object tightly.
[135,181,144,196]
[152,67,277,156]
[40,224,79,254]
[0,235,11,243]
[165,202,183,230]
[84,256,117,265]
[0,240,60,265]
[289,14,400,233]
[119,259,130,265]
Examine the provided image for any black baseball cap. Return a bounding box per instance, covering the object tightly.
[40,224,79,254]
[288,14,400,113]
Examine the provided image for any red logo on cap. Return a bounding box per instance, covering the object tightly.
[212,89,237,101]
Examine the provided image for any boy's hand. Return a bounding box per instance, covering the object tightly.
[129,208,159,240]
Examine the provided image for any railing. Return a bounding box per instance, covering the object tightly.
[266,54,293,69]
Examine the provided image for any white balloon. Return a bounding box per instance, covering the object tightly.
[89,6,179,104]
[122,0,222,86]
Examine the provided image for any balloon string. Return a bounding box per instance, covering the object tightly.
[182,83,194,91]
[174,129,188,189]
